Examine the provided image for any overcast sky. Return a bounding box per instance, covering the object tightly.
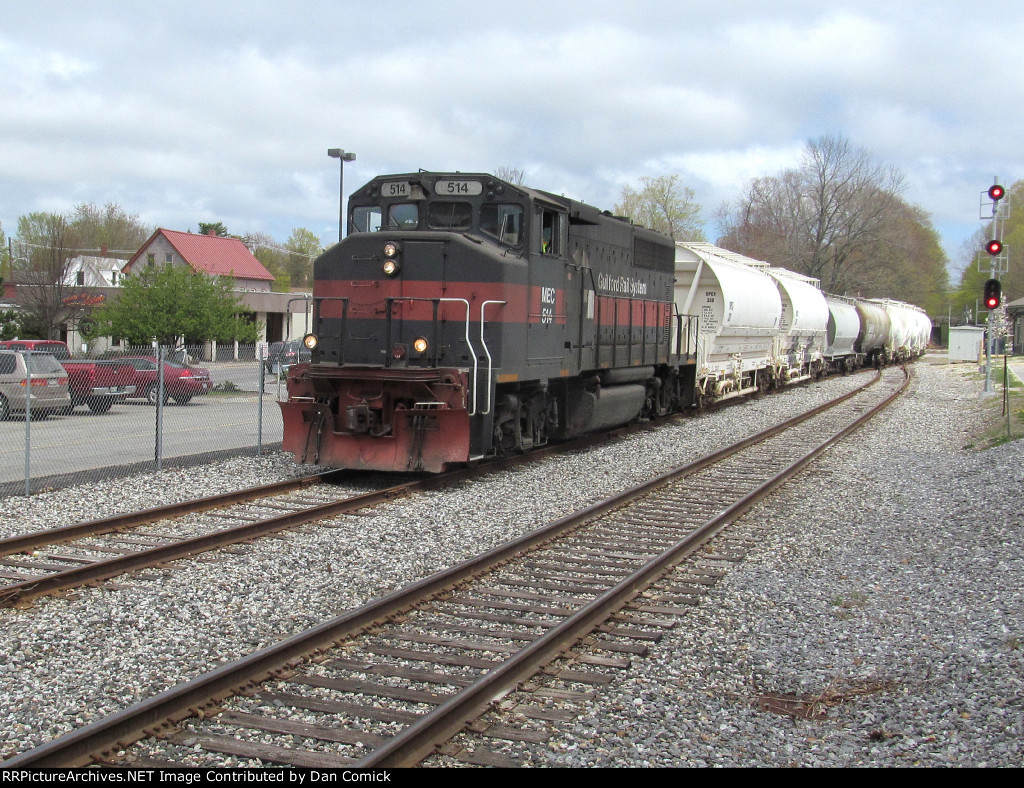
[2,1,1020,273]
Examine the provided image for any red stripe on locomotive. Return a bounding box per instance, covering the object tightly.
[315,279,666,328]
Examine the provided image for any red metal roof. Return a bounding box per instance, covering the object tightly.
[125,229,275,282]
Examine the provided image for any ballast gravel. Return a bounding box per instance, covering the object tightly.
[0,360,1020,767]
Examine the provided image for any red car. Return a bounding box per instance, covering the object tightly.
[115,356,212,405]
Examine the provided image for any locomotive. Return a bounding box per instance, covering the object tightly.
[279,172,698,472]
[280,171,931,473]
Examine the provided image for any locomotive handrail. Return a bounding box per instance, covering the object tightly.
[479,300,506,415]
[382,297,479,415]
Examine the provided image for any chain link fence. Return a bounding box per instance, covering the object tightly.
[0,343,294,498]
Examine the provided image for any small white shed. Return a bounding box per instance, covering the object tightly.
[948,326,986,362]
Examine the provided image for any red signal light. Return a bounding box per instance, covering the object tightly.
[984,278,1002,310]
[985,239,1003,256]
[988,184,1005,202]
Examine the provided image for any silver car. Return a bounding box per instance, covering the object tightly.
[0,350,73,419]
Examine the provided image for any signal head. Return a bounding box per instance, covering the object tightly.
[988,184,1006,202]
[983,278,1002,310]
[985,239,1003,256]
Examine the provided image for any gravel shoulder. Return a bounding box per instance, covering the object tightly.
[515,360,1024,767]
[1,361,1020,767]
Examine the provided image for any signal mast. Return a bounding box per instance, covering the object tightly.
[979,180,1009,395]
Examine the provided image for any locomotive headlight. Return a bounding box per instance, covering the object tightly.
[382,241,401,275]
[302,333,318,350]
[413,337,428,354]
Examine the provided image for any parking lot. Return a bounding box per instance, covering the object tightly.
[1,364,286,495]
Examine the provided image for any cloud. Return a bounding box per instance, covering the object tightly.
[1,0,1022,266]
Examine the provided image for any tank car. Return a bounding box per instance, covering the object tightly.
[280,172,697,472]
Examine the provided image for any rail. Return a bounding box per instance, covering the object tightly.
[2,367,907,768]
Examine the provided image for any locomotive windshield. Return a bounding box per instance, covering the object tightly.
[427,201,473,230]
[351,205,381,233]
[387,203,418,229]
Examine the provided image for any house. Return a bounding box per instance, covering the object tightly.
[63,254,127,288]
[124,229,275,291]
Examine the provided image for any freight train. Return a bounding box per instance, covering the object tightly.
[279,171,929,472]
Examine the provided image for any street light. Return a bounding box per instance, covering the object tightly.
[327,148,356,242]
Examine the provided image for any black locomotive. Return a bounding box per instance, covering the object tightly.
[280,172,698,472]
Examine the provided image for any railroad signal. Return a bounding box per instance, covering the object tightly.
[988,184,1005,202]
[985,239,1003,256]
[984,278,1002,310]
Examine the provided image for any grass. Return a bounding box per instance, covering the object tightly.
[979,359,1024,448]
[955,357,1024,450]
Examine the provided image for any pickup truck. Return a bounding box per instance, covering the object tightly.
[0,340,134,413]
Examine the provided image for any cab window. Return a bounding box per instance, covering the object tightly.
[387,203,419,229]
[427,202,473,230]
[538,208,563,255]
[351,205,382,233]
[480,204,524,247]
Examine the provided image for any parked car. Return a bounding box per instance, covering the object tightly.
[264,340,311,374]
[0,339,133,413]
[0,350,73,420]
[115,356,213,405]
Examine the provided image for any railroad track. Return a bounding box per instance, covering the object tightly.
[0,470,404,608]
[2,365,909,768]
[0,372,815,610]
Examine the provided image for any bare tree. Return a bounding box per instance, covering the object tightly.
[718,135,907,294]
[494,166,527,186]
[13,212,94,340]
[70,202,152,253]
[615,175,705,241]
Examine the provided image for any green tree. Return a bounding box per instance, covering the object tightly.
[197,221,229,237]
[284,228,323,288]
[615,175,705,241]
[84,264,261,345]
[0,309,24,340]
[1,219,7,286]
[245,232,292,292]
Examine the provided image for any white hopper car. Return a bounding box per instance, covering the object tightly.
[674,243,931,406]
